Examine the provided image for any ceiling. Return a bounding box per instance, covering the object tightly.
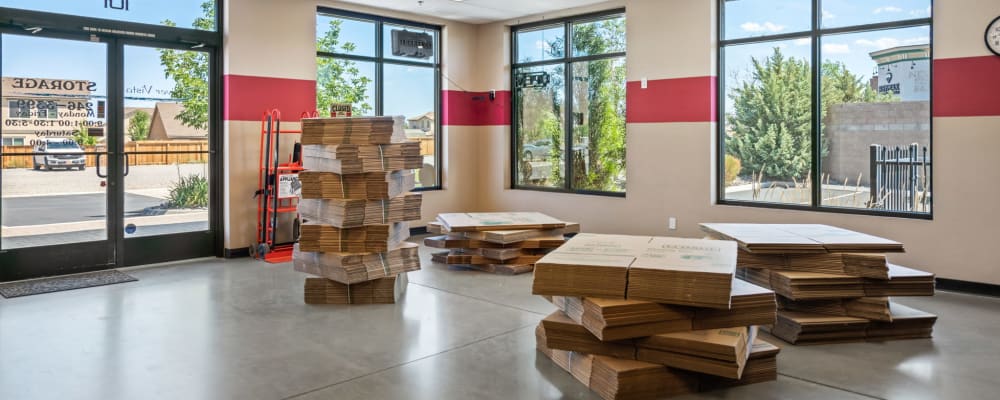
[336,0,613,24]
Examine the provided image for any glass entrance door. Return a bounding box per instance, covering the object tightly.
[119,43,216,266]
[0,33,115,280]
[0,29,219,281]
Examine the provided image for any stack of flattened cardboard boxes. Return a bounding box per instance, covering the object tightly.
[292,116,423,304]
[423,212,580,275]
[700,224,937,344]
[533,233,781,400]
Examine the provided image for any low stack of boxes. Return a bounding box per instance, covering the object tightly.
[532,233,781,400]
[292,116,423,304]
[424,212,579,275]
[700,223,937,344]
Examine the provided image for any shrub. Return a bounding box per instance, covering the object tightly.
[167,174,208,208]
[725,155,742,186]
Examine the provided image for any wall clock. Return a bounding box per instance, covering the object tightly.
[987,16,1000,56]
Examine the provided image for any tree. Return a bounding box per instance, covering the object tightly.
[569,18,627,192]
[316,19,373,116]
[128,110,151,141]
[158,3,371,125]
[726,47,894,181]
[159,1,213,130]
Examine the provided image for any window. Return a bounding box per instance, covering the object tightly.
[512,10,627,195]
[2,137,26,146]
[0,0,218,31]
[718,0,931,217]
[8,100,30,118]
[316,8,441,189]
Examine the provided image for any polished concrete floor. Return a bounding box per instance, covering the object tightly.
[2,239,999,400]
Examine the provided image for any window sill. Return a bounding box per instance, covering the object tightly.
[511,185,626,198]
[715,199,933,220]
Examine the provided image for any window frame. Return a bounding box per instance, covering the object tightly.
[716,0,934,219]
[316,7,442,191]
[510,8,628,197]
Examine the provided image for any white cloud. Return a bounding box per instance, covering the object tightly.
[873,6,903,14]
[909,6,932,17]
[823,43,851,54]
[740,21,786,33]
[855,36,929,49]
[822,10,836,19]
[794,38,811,46]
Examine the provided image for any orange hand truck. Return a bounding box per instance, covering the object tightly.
[251,109,317,263]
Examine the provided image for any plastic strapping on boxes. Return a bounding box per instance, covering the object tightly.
[381,199,388,224]
[378,144,387,171]
[378,252,390,276]
[338,173,347,198]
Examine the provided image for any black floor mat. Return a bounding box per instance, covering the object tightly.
[0,270,138,298]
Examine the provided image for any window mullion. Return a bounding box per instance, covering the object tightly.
[563,22,573,191]
[811,0,822,208]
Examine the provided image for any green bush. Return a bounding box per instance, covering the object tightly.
[167,174,208,208]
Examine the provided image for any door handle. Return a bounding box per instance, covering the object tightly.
[96,153,107,178]
[123,153,130,177]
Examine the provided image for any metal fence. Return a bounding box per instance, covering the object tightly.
[869,144,931,213]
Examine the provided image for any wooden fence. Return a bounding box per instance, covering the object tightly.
[1,140,209,169]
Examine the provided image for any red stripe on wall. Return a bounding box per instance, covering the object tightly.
[442,90,511,126]
[224,75,317,122]
[933,56,1000,117]
[626,76,717,123]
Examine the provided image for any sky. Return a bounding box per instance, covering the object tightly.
[317,15,438,119]
[1,1,435,121]
[2,0,211,116]
[722,0,931,112]
[2,1,931,121]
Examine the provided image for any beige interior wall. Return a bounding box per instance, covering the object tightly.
[221,0,481,250]
[220,0,1000,284]
[471,0,1000,284]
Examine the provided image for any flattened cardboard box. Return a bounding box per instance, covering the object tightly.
[537,323,780,399]
[303,273,407,304]
[533,234,737,309]
[701,223,903,253]
[541,311,757,379]
[292,242,421,284]
[635,326,757,379]
[627,237,736,309]
[436,212,566,232]
[298,193,422,228]
[549,279,775,341]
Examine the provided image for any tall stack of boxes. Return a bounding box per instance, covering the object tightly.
[700,223,937,344]
[292,116,423,304]
[532,233,781,400]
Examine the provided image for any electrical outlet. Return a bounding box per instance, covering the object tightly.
[668,217,677,230]
[641,77,648,89]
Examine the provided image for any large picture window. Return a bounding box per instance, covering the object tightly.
[512,10,627,195]
[316,8,441,189]
[719,0,932,217]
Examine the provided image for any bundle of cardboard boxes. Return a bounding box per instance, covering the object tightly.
[424,212,579,275]
[292,116,423,304]
[701,224,937,344]
[532,233,780,400]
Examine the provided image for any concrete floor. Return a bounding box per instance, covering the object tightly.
[1,239,999,400]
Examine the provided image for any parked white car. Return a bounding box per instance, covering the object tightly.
[33,138,86,171]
